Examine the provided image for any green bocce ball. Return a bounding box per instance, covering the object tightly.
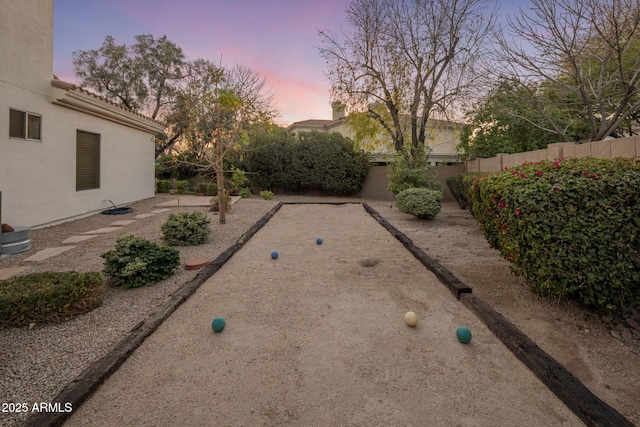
[212,316,226,333]
[456,326,472,344]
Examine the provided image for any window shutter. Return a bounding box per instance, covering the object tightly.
[76,130,100,191]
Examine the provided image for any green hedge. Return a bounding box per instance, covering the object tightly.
[0,272,103,327]
[245,131,370,194]
[395,188,444,219]
[466,158,640,314]
[446,173,484,209]
[162,211,211,246]
[101,235,181,288]
[156,179,172,193]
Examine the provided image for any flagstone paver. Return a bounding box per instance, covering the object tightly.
[81,227,122,235]
[134,214,156,219]
[23,246,75,262]
[110,220,138,226]
[62,235,99,245]
[151,209,171,214]
[0,266,30,280]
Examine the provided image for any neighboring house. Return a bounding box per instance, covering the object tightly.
[287,103,464,166]
[0,0,164,227]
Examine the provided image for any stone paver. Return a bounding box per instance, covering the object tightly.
[110,220,138,226]
[62,235,98,245]
[0,266,30,280]
[151,208,171,214]
[23,246,75,262]
[134,214,155,219]
[81,227,122,235]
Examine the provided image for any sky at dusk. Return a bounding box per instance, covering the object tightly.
[53,0,525,126]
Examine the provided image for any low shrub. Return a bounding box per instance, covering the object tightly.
[210,193,233,212]
[176,180,189,194]
[205,183,218,197]
[101,235,180,288]
[0,272,103,327]
[259,190,274,200]
[239,187,252,198]
[156,179,172,193]
[197,183,207,195]
[161,211,211,246]
[467,157,640,314]
[395,187,444,219]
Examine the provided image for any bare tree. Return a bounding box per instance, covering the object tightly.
[319,0,497,165]
[167,60,276,222]
[495,0,640,141]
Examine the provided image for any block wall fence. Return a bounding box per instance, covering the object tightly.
[465,136,640,172]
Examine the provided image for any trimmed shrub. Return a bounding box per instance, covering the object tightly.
[259,190,274,200]
[395,188,444,219]
[467,157,640,314]
[210,193,233,212]
[156,179,172,193]
[0,272,103,327]
[161,211,211,246]
[239,187,252,198]
[176,180,189,194]
[101,235,180,288]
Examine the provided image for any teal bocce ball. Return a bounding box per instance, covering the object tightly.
[212,316,226,333]
[456,326,472,344]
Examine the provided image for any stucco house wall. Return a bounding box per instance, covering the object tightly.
[286,104,463,166]
[0,0,164,227]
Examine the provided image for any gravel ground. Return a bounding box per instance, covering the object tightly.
[1,195,639,426]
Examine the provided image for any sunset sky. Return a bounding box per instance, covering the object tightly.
[53,0,523,126]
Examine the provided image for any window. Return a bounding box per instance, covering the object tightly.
[76,130,100,191]
[9,109,41,140]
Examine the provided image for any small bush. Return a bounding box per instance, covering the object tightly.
[0,272,103,327]
[205,183,218,197]
[161,211,211,246]
[395,188,444,219]
[176,180,189,194]
[210,193,232,212]
[259,190,274,200]
[239,187,252,198]
[101,235,180,288]
[156,179,172,193]
[197,183,207,194]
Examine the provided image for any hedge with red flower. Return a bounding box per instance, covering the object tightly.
[449,157,640,315]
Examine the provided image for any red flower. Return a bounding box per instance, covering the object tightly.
[515,209,522,215]
[535,170,543,176]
